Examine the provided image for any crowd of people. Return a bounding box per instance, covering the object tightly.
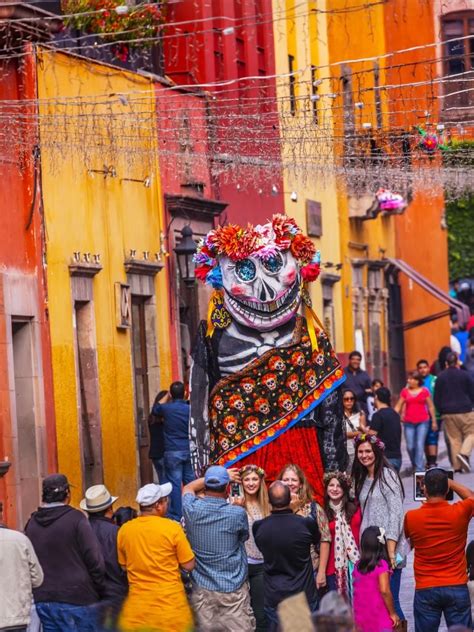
[343,346,474,476]
[1,345,474,632]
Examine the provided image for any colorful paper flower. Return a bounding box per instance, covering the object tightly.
[290,234,316,265]
[194,215,322,286]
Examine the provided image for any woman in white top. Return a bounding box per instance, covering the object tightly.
[343,389,368,471]
[233,464,269,632]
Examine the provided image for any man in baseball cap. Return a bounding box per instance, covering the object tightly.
[117,481,195,631]
[81,485,127,626]
[182,466,255,632]
[135,482,172,507]
[25,474,105,631]
[204,465,230,489]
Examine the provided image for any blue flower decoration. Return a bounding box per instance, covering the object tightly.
[206,265,223,289]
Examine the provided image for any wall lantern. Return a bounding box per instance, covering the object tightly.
[174,225,197,286]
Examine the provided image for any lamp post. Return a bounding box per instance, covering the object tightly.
[174,225,197,286]
[0,461,11,478]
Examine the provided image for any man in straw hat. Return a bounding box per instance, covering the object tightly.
[25,474,105,631]
[81,484,128,625]
[117,482,195,632]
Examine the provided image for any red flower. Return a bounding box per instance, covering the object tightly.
[195,265,212,282]
[301,262,320,282]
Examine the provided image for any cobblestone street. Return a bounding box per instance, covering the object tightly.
[399,437,474,631]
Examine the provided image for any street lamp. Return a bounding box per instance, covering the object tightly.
[0,460,11,478]
[174,225,197,286]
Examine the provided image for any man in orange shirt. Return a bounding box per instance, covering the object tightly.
[117,483,195,631]
[404,469,474,632]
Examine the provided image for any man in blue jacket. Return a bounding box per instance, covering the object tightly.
[152,381,195,520]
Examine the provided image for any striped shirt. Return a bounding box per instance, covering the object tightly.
[182,493,249,592]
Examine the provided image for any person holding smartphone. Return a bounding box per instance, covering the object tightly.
[404,469,474,631]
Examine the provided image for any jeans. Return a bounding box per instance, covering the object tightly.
[248,563,266,632]
[164,450,195,520]
[404,421,430,471]
[35,602,98,631]
[387,457,402,472]
[152,457,166,482]
[390,567,405,620]
[414,584,472,632]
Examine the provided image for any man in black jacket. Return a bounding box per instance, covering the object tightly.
[253,481,320,630]
[434,352,474,472]
[25,474,105,631]
[343,350,372,414]
[80,484,128,625]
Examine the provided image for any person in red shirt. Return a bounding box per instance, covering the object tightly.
[395,371,437,471]
[404,468,474,631]
[323,471,361,599]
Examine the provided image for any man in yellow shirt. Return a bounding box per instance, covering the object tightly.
[117,482,195,632]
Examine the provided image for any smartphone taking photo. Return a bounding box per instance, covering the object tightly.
[413,469,454,501]
[230,483,243,498]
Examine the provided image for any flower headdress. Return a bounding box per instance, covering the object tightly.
[323,470,353,488]
[239,464,266,478]
[353,432,385,451]
[194,214,321,289]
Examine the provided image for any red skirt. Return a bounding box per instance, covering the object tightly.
[236,426,324,504]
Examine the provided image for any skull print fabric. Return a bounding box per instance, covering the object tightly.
[208,318,344,467]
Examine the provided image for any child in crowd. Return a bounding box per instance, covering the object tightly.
[352,526,400,632]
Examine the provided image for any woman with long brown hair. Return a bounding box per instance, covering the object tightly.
[278,463,331,591]
[323,471,361,599]
[234,464,270,632]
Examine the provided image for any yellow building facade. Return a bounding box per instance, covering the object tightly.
[326,0,396,378]
[37,48,173,505]
[272,0,345,352]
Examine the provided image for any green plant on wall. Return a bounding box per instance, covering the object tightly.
[446,195,474,281]
[443,140,474,281]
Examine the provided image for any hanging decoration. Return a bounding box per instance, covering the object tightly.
[375,188,407,213]
[416,126,449,155]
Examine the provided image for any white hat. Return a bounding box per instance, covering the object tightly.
[136,482,172,507]
[80,485,118,513]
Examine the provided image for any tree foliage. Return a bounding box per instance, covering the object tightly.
[446,194,474,281]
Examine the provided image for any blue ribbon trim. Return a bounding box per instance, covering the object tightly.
[223,374,347,468]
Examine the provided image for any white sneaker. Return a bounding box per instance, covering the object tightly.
[457,454,471,472]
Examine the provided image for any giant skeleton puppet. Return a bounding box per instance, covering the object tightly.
[189,214,347,501]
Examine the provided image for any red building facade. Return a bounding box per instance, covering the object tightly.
[154,81,227,378]
[0,18,57,527]
[163,0,284,225]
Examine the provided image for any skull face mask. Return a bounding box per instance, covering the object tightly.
[193,214,321,334]
[220,251,301,331]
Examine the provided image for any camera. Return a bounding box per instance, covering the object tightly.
[413,469,454,501]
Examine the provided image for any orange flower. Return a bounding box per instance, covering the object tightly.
[290,234,316,265]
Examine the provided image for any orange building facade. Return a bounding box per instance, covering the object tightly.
[326,0,452,389]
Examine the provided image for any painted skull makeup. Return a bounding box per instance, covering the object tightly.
[220,251,301,331]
